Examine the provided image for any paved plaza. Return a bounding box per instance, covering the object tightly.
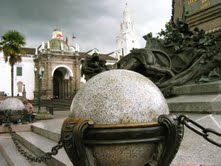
[32,112,221,165]
[0,111,221,165]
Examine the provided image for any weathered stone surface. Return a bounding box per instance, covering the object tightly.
[173,81,221,95]
[70,69,169,166]
[70,70,169,124]
[0,98,25,111]
[0,98,25,122]
[172,113,221,165]
[167,94,221,113]
[173,0,221,33]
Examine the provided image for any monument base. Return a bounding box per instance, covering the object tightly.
[167,81,221,113]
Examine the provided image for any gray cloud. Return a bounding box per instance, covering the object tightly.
[0,0,172,53]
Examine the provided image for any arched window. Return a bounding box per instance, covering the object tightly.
[17,81,23,92]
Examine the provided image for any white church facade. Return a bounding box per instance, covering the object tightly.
[0,29,82,100]
[0,2,141,100]
[0,29,118,100]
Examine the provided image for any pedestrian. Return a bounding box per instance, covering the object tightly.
[23,100,34,123]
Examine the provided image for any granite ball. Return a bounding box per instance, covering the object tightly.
[0,98,25,111]
[0,98,25,122]
[70,69,169,165]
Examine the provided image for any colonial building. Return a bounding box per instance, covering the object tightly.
[0,29,118,100]
[34,29,81,100]
[116,2,141,57]
[0,2,140,100]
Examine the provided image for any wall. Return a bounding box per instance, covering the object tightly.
[0,52,35,99]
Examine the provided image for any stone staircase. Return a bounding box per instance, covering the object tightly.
[0,112,221,165]
[0,120,72,166]
[1,80,221,166]
[31,99,72,111]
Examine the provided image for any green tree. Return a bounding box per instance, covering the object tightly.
[0,30,26,97]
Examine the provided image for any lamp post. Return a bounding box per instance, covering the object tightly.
[34,66,44,113]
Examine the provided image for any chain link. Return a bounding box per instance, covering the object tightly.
[5,112,63,163]
[178,115,221,147]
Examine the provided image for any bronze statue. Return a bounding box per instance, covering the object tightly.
[81,19,221,96]
[81,53,108,81]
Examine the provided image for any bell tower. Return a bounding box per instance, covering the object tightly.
[116,2,141,56]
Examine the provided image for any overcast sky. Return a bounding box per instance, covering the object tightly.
[0,0,172,53]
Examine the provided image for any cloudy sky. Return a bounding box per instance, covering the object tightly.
[0,0,172,53]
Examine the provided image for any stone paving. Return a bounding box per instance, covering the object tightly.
[1,111,221,165]
[172,113,221,165]
[32,111,221,165]
[0,150,8,166]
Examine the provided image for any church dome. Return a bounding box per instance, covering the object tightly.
[47,38,70,52]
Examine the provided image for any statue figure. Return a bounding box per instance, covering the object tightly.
[81,19,221,96]
[81,53,108,81]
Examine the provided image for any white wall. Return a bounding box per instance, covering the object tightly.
[0,52,11,96]
[0,52,35,99]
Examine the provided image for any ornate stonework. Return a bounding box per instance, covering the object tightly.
[173,0,221,36]
[34,30,81,99]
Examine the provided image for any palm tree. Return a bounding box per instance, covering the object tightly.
[0,30,26,97]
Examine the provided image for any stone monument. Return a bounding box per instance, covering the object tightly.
[82,19,221,97]
[172,0,221,36]
[61,70,183,166]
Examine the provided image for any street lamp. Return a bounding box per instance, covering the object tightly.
[34,66,44,113]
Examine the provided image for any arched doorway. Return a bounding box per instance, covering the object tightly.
[53,70,62,98]
[53,67,71,99]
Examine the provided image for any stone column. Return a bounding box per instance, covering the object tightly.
[46,61,53,98]
[74,57,81,94]
[34,72,38,98]
[64,79,69,98]
[69,77,75,97]
[67,79,69,98]
[41,62,47,99]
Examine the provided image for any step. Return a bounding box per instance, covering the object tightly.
[15,132,72,166]
[173,81,221,95]
[0,134,46,166]
[0,149,9,166]
[0,123,31,133]
[31,118,66,142]
[167,94,221,113]
[31,118,65,142]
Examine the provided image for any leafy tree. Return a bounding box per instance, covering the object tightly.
[0,30,26,97]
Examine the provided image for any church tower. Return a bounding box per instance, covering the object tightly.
[116,2,141,56]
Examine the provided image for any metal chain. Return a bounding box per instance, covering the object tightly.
[178,115,221,147]
[5,111,221,163]
[5,112,63,163]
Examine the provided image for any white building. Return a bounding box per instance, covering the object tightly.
[0,2,140,99]
[0,30,118,100]
[116,2,141,57]
[0,49,35,99]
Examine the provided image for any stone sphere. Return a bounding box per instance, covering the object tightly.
[0,98,25,111]
[0,98,25,122]
[70,70,169,166]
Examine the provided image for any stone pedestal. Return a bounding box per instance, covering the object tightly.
[173,0,221,35]
[67,70,171,166]
[167,81,221,113]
